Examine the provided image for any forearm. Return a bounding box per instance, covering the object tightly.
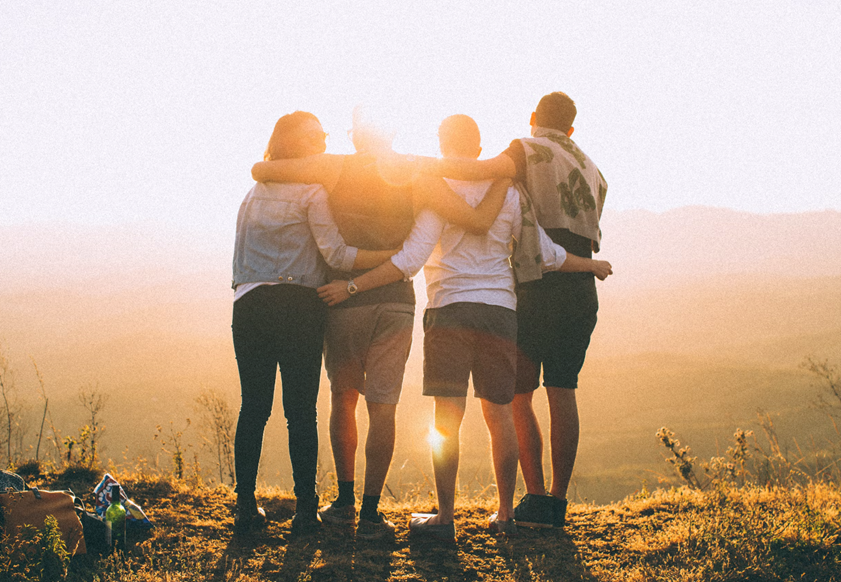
[353,260,405,292]
[352,248,399,270]
[316,260,406,306]
[251,154,341,190]
[252,158,311,183]
[430,155,517,181]
[557,253,614,280]
[415,176,509,235]
[557,253,591,273]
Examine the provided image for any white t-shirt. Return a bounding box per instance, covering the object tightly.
[390,179,567,310]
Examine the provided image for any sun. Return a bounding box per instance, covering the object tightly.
[426,424,445,456]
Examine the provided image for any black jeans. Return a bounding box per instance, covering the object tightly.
[232,284,326,501]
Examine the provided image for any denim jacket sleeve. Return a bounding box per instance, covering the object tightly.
[306,188,358,272]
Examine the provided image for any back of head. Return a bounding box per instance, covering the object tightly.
[534,92,577,133]
[351,105,395,154]
[438,114,481,159]
[264,111,322,161]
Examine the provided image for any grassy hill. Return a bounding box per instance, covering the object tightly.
[6,468,841,581]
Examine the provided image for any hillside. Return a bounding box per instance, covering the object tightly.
[7,470,841,581]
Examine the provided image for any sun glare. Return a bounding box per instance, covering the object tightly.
[426,424,445,455]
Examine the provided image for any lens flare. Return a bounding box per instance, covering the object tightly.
[426,424,445,455]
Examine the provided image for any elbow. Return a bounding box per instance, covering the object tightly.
[251,163,267,182]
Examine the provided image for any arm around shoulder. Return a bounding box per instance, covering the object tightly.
[415,176,511,235]
[435,153,517,181]
[252,154,343,191]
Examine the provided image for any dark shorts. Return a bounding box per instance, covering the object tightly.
[515,273,598,392]
[423,302,517,405]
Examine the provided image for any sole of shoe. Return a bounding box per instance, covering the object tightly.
[318,511,356,527]
[409,513,456,543]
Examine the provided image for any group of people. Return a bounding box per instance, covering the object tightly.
[230,92,612,542]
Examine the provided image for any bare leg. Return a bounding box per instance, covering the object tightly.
[547,386,579,499]
[426,396,466,525]
[481,399,519,521]
[363,401,397,496]
[512,391,547,495]
[330,390,359,482]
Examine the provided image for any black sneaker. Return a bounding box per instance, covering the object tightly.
[356,513,396,540]
[234,496,267,534]
[550,496,568,528]
[290,512,322,536]
[513,494,554,529]
[291,494,322,537]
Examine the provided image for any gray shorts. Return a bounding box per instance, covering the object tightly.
[422,302,517,405]
[324,302,414,405]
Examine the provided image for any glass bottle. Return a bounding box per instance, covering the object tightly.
[105,483,127,552]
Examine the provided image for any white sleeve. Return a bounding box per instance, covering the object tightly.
[307,187,358,271]
[389,209,445,278]
[537,224,568,272]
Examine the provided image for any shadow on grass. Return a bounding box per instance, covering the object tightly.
[507,529,599,581]
[408,539,464,580]
[216,499,398,582]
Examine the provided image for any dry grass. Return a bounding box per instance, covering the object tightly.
[8,469,840,582]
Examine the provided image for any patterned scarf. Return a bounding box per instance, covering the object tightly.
[519,127,607,251]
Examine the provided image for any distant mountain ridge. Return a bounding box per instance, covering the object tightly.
[3,207,839,292]
[599,206,841,288]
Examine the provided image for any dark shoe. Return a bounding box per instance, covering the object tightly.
[234,497,267,534]
[290,512,322,536]
[488,512,518,537]
[356,513,396,541]
[550,496,568,528]
[291,494,322,537]
[318,502,357,526]
[513,494,554,529]
[409,513,456,543]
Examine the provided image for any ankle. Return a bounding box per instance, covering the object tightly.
[334,480,355,507]
[360,494,381,522]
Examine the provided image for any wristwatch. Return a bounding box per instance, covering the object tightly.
[347,279,359,296]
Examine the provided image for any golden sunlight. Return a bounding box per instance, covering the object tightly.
[426,424,445,455]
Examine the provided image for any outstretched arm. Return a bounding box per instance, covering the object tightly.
[528,221,613,281]
[421,153,517,181]
[413,176,510,235]
[352,248,400,270]
[558,253,613,281]
[317,209,443,306]
[317,262,405,306]
[252,154,344,192]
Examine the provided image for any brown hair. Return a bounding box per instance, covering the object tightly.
[264,111,321,161]
[534,92,577,133]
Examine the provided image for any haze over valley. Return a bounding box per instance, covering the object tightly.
[2,206,840,503]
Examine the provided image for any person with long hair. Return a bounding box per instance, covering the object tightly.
[231,111,396,536]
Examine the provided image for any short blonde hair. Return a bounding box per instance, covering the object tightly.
[438,114,481,158]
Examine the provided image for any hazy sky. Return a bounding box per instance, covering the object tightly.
[2,1,840,235]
